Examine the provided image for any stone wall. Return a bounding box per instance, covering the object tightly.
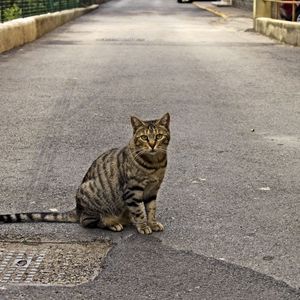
[0,5,98,53]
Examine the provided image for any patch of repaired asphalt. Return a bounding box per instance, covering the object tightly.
[0,240,111,286]
[0,235,298,300]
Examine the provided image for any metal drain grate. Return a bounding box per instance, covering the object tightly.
[0,241,110,286]
[0,250,46,284]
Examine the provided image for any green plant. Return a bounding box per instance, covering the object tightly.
[3,4,22,21]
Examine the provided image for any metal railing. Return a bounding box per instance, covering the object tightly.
[0,0,95,23]
[265,0,300,21]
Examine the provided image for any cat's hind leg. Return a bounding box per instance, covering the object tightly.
[79,212,104,228]
[107,224,124,232]
[102,215,125,232]
[80,212,125,232]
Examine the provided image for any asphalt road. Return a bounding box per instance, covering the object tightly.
[0,0,299,298]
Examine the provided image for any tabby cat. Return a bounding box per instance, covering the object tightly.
[0,113,170,235]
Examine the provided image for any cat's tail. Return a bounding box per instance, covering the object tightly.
[0,209,79,224]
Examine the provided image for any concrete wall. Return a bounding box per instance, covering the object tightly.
[255,17,300,46]
[0,5,98,54]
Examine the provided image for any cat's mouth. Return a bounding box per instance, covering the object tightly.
[148,149,157,155]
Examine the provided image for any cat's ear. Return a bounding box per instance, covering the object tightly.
[157,113,170,129]
[131,116,145,132]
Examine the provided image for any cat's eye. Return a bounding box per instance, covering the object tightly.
[156,134,163,140]
[140,135,148,141]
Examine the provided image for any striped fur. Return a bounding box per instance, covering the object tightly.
[0,210,78,223]
[0,113,170,235]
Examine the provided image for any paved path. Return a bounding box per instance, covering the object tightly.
[0,0,299,298]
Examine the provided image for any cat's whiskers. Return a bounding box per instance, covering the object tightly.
[156,148,167,153]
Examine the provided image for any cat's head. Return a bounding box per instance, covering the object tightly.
[130,113,170,155]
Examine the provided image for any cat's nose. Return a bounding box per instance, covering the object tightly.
[148,140,156,149]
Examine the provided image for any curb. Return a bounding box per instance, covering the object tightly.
[0,5,98,54]
[193,2,229,19]
[193,1,300,46]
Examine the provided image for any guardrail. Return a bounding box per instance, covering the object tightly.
[0,0,95,23]
[254,0,300,21]
[254,0,300,45]
[266,0,300,21]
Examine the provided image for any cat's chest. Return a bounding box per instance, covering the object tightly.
[125,160,166,190]
[138,168,165,190]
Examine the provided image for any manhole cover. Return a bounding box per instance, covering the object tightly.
[0,241,110,286]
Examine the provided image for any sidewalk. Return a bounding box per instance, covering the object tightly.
[194,1,300,46]
[193,1,253,19]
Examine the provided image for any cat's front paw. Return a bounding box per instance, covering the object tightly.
[148,221,164,232]
[136,224,152,235]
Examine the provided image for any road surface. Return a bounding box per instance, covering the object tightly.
[0,0,299,298]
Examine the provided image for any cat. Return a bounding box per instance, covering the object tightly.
[0,113,170,235]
